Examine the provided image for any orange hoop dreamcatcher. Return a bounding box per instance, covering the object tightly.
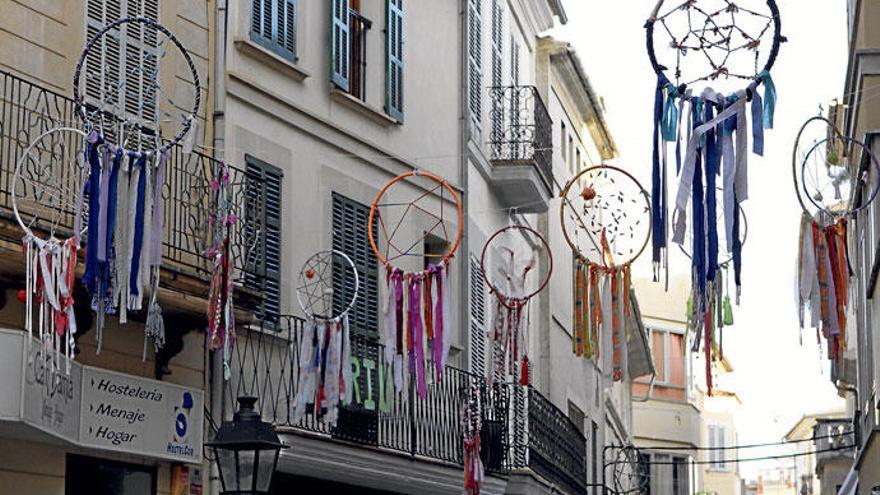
[559,164,651,381]
[368,170,463,399]
[480,224,552,386]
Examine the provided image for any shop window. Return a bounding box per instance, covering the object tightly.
[66,454,156,495]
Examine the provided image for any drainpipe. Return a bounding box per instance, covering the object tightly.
[458,0,471,371]
[209,1,228,495]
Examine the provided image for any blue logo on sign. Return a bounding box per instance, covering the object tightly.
[172,392,194,443]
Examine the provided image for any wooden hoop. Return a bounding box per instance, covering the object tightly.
[559,164,652,269]
[368,170,463,269]
[480,224,553,309]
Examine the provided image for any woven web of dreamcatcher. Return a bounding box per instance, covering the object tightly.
[296,250,358,321]
[794,116,880,219]
[561,166,651,268]
[481,224,552,307]
[606,446,649,495]
[370,172,461,268]
[652,0,777,90]
[12,128,89,241]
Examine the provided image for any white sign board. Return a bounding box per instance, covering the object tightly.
[80,367,204,464]
[22,342,82,443]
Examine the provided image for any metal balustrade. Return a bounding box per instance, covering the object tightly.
[487,85,554,191]
[525,387,589,495]
[0,70,265,286]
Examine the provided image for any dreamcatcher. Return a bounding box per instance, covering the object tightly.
[70,16,200,354]
[480,223,552,386]
[462,384,484,495]
[646,0,783,395]
[12,127,89,373]
[604,445,649,495]
[793,115,880,369]
[560,165,651,382]
[369,170,462,399]
[292,250,358,426]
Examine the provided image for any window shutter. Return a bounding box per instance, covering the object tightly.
[467,0,482,138]
[385,0,404,122]
[332,193,379,339]
[244,156,283,327]
[331,0,351,91]
[250,0,297,62]
[490,0,503,143]
[718,427,726,469]
[469,256,486,377]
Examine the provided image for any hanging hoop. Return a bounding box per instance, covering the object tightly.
[296,249,359,321]
[368,170,463,270]
[72,16,201,155]
[559,164,652,268]
[792,116,880,219]
[646,0,783,95]
[480,224,553,309]
[12,127,89,241]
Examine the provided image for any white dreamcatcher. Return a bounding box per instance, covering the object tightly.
[292,249,359,426]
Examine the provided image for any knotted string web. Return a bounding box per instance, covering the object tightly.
[296,250,358,321]
[652,0,777,92]
[561,166,651,268]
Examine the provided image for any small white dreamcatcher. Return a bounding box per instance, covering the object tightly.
[292,249,359,426]
[12,126,89,374]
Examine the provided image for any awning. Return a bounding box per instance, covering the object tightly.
[838,467,858,495]
[626,288,655,380]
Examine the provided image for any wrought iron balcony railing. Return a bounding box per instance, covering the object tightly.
[0,70,265,287]
[488,85,554,192]
[227,316,512,473]
[523,387,588,495]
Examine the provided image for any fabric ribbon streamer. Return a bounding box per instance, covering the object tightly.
[462,386,484,495]
[292,314,353,427]
[207,162,236,379]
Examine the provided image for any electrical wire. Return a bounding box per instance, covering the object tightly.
[614,444,855,466]
[636,429,854,451]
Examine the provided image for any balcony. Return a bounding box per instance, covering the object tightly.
[487,85,554,213]
[227,317,590,494]
[0,70,267,307]
[813,419,855,468]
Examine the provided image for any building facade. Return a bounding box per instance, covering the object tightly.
[840,0,880,492]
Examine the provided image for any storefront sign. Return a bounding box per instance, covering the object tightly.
[80,367,204,463]
[22,341,82,443]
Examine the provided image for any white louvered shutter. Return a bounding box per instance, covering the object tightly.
[469,256,487,377]
[467,0,482,138]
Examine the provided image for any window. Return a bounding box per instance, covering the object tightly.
[469,255,487,376]
[66,454,156,495]
[85,0,160,146]
[489,0,503,142]
[644,327,687,400]
[643,453,689,495]
[561,122,567,163]
[331,0,351,91]
[576,148,581,174]
[467,0,483,137]
[385,0,404,121]
[332,193,379,338]
[244,155,284,327]
[250,0,297,62]
[708,425,728,470]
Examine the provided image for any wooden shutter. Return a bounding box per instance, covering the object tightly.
[469,256,486,377]
[385,0,404,122]
[244,155,283,327]
[490,0,503,143]
[467,0,482,137]
[251,0,297,61]
[332,193,379,339]
[331,0,351,91]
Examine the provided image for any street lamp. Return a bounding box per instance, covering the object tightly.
[207,396,287,494]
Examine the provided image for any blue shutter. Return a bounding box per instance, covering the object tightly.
[331,0,351,91]
[385,0,404,122]
[250,0,297,62]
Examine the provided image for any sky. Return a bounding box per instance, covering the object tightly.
[553,1,850,479]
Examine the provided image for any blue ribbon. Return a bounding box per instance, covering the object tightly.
[661,84,680,142]
[129,154,148,298]
[758,70,776,129]
[652,78,666,267]
[691,96,706,302]
[704,103,720,284]
[83,135,103,294]
[751,90,765,156]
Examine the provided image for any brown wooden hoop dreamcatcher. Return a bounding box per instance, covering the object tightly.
[559,164,650,381]
[479,224,552,386]
[368,170,463,400]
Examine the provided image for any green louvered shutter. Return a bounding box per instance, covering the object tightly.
[331,0,351,91]
[331,193,379,339]
[250,0,297,62]
[385,0,404,122]
[244,155,283,327]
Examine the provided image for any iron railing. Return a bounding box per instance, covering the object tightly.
[227,315,513,473]
[488,85,554,192]
[523,387,588,495]
[348,10,371,101]
[0,70,265,285]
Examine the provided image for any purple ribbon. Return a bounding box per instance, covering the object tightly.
[409,274,427,400]
[428,263,444,380]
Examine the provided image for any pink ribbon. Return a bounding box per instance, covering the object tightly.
[429,263,444,380]
[409,274,427,399]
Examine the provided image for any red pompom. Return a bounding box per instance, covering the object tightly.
[16,289,27,303]
[520,355,530,386]
[581,186,597,201]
